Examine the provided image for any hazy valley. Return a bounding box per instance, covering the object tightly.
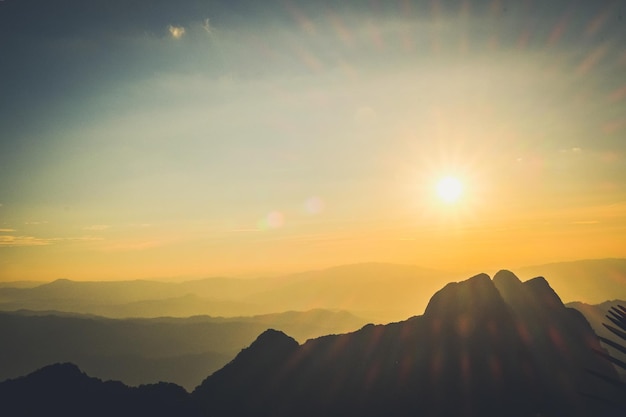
[0,309,366,390]
[3,259,626,322]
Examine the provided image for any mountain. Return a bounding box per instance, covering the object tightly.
[515,258,626,304]
[567,299,626,381]
[2,271,622,417]
[244,263,459,321]
[192,271,621,417]
[568,299,626,340]
[2,259,626,322]
[0,363,202,417]
[0,309,366,390]
[0,263,464,321]
[0,281,44,289]
[0,279,264,317]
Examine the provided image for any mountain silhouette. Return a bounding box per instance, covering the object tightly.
[0,309,365,390]
[0,362,202,417]
[1,271,622,416]
[192,271,620,417]
[567,299,626,382]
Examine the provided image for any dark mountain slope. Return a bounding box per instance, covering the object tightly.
[0,363,201,417]
[193,272,620,417]
[567,299,626,381]
[192,329,299,416]
[0,309,365,390]
[493,270,616,414]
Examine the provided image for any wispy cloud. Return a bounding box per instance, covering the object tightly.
[168,25,186,39]
[0,235,51,247]
[559,147,583,153]
[83,224,111,231]
[572,220,600,225]
[0,235,104,247]
[202,18,214,35]
[0,228,16,233]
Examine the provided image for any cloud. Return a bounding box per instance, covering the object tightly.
[168,25,186,39]
[0,228,16,232]
[0,235,104,247]
[83,224,111,231]
[0,235,51,247]
[202,18,214,35]
[559,147,583,153]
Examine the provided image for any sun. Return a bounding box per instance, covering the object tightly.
[436,176,463,203]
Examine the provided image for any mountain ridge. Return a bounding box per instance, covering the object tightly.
[2,258,625,321]
[1,270,622,416]
[0,308,366,390]
[190,271,620,417]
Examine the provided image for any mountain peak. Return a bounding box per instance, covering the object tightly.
[493,270,523,303]
[524,276,564,309]
[424,273,507,318]
[493,269,522,286]
[249,329,298,351]
[30,362,85,379]
[42,278,74,288]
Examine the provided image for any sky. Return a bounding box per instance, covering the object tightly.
[1,0,625,281]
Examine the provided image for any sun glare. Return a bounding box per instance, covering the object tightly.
[436,177,463,204]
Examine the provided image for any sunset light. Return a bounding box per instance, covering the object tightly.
[436,177,463,204]
[1,2,626,416]
[0,0,624,280]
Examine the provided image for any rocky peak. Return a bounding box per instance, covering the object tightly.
[493,270,526,309]
[424,273,506,318]
[247,328,298,353]
[492,269,523,288]
[26,362,87,382]
[524,276,565,309]
[193,328,299,400]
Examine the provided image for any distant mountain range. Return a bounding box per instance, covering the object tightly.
[1,270,623,417]
[2,258,625,322]
[515,258,626,305]
[0,309,366,390]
